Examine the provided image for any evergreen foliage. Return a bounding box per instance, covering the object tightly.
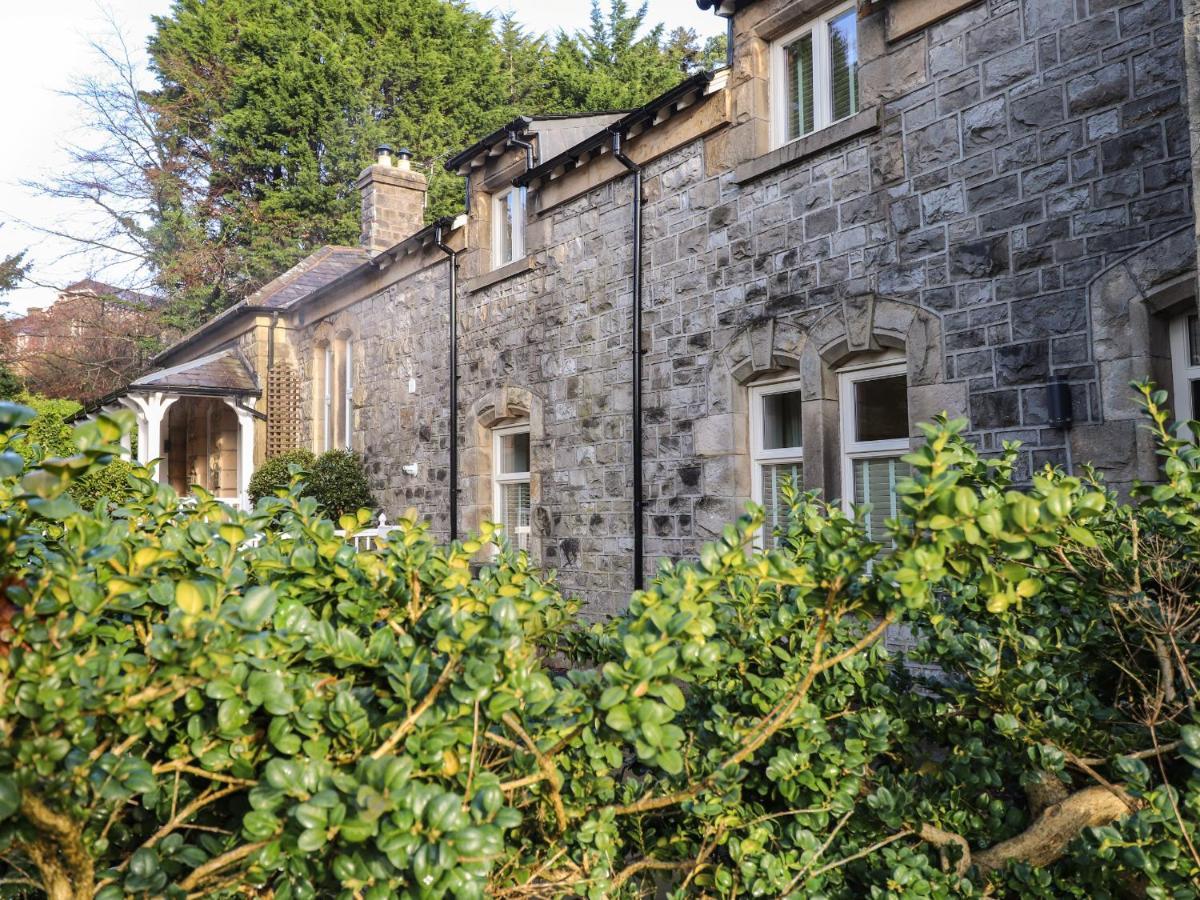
[248,449,317,507]
[7,393,137,508]
[139,0,715,329]
[248,447,373,519]
[2,386,1200,896]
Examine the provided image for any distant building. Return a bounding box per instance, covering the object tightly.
[4,279,163,401]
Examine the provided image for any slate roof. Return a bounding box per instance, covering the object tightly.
[131,348,260,395]
[248,246,371,310]
[150,245,370,366]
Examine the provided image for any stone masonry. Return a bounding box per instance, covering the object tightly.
[133,0,1197,618]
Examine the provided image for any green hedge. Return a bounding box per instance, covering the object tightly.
[0,386,1199,897]
[249,447,374,519]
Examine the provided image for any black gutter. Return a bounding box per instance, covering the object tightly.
[515,72,714,189]
[610,127,645,592]
[434,219,461,542]
[445,116,534,173]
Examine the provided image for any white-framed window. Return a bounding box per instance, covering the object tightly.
[342,338,354,450]
[1170,312,1200,432]
[839,361,909,542]
[771,0,859,147]
[492,424,531,550]
[322,345,334,452]
[750,378,805,546]
[492,187,526,268]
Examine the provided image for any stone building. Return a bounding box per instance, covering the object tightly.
[4,279,162,401]
[102,0,1196,616]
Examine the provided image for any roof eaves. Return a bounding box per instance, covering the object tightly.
[445,116,535,175]
[516,71,718,189]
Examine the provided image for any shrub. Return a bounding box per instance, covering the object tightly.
[307,447,374,519]
[248,448,316,506]
[11,392,136,507]
[0,385,1199,898]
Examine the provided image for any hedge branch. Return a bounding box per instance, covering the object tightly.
[611,582,874,818]
[19,793,93,900]
[176,841,268,891]
[371,654,459,760]
[502,711,568,833]
[973,785,1136,873]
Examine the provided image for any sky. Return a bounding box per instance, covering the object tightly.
[0,0,723,316]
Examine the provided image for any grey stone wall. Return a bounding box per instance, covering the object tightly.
[284,0,1192,617]
[292,261,455,532]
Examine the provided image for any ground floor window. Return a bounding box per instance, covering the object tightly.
[750,378,804,545]
[1170,312,1200,432]
[316,338,355,452]
[493,424,531,550]
[839,361,910,542]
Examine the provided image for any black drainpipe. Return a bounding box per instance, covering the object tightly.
[507,126,537,170]
[434,220,460,541]
[725,15,734,68]
[610,128,645,591]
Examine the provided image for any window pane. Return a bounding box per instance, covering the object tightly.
[785,32,815,140]
[1189,315,1200,367]
[762,389,803,450]
[761,461,803,546]
[499,431,530,474]
[829,8,858,121]
[501,481,531,549]
[854,375,909,443]
[496,193,514,264]
[852,456,907,542]
[1191,379,1200,422]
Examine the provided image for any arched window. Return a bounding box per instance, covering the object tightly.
[749,377,804,545]
[492,424,531,550]
[837,358,909,542]
[1170,312,1200,433]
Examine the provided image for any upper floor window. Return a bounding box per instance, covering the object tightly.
[750,379,804,546]
[493,424,531,550]
[492,187,526,268]
[839,362,909,542]
[772,1,859,146]
[1170,312,1200,432]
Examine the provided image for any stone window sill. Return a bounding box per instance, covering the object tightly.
[733,107,881,185]
[465,256,537,293]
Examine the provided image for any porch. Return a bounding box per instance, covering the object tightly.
[102,349,262,509]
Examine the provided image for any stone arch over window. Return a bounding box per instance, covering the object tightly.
[696,296,961,536]
[463,386,545,559]
[1082,226,1196,492]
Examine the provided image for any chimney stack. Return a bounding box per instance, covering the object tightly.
[355,144,427,253]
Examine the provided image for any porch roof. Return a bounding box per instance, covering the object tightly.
[129,348,261,397]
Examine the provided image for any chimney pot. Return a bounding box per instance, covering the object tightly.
[356,145,427,253]
[396,148,413,171]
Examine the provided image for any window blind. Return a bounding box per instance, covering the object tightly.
[760,461,803,546]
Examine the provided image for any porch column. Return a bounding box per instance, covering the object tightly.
[122,392,178,482]
[102,403,133,460]
[224,398,257,510]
